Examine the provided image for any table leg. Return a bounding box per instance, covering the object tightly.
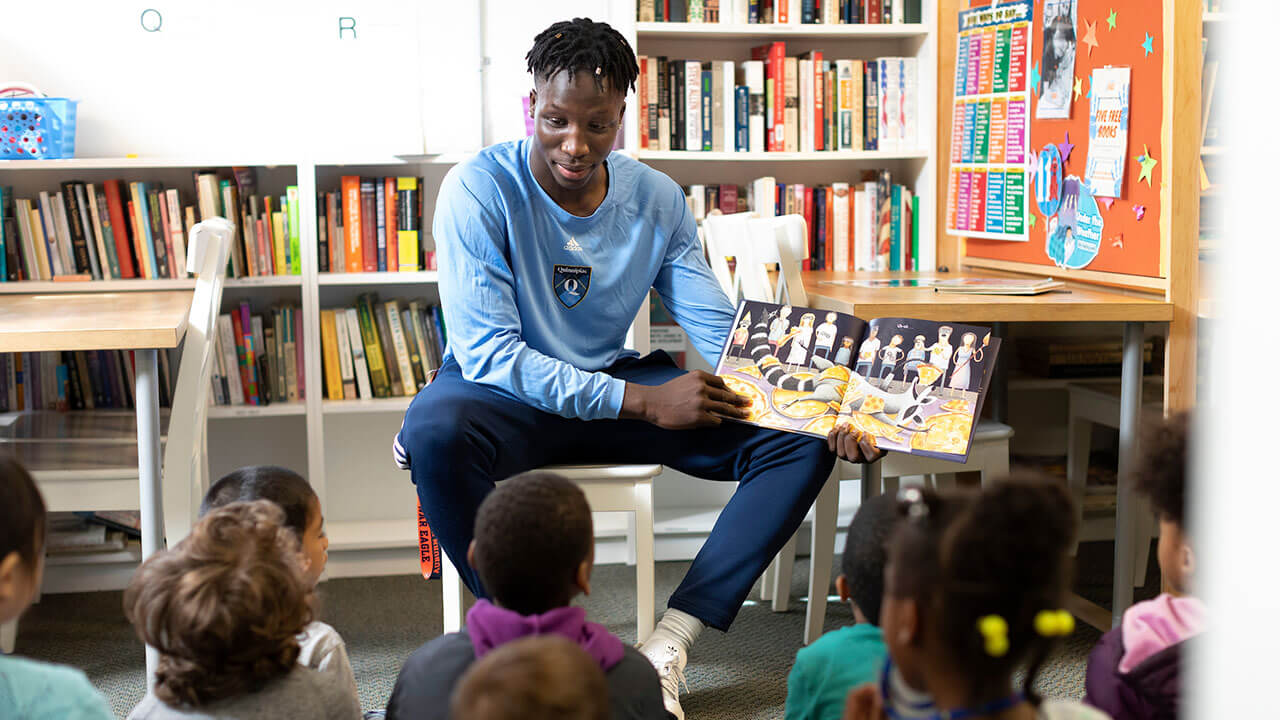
[1111,322,1144,627]
[135,348,163,683]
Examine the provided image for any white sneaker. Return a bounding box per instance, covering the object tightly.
[639,638,688,720]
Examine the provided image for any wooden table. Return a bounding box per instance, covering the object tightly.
[0,290,191,673]
[806,271,1173,627]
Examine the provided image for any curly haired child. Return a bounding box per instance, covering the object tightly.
[200,466,356,699]
[1085,413,1202,720]
[125,500,360,719]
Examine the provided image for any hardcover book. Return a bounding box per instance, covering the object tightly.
[715,300,1000,462]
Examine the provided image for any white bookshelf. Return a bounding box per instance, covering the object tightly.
[318,271,440,286]
[626,3,940,271]
[636,149,930,161]
[636,21,929,39]
[321,397,414,415]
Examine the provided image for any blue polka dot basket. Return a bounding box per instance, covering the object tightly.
[0,84,78,159]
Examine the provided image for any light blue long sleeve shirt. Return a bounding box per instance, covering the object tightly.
[433,137,735,421]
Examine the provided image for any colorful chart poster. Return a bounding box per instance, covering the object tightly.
[946,0,1032,242]
[1084,67,1131,198]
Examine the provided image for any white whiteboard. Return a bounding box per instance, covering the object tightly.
[0,0,485,157]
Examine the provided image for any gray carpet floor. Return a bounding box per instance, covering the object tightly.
[14,542,1155,719]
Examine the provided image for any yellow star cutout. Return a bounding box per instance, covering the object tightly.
[1135,144,1158,186]
[1073,76,1083,101]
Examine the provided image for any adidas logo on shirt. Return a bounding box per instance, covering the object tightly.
[564,236,584,252]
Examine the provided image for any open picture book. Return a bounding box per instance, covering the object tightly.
[715,300,1001,463]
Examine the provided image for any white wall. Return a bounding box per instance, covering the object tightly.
[1,0,483,157]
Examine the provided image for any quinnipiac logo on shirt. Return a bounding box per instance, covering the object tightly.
[552,264,592,309]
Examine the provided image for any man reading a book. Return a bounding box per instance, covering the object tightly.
[392,18,881,720]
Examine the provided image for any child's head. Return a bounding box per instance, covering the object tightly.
[961,331,976,348]
[450,635,608,720]
[882,477,1076,705]
[800,312,815,327]
[890,334,904,346]
[125,500,313,708]
[469,472,593,616]
[914,335,926,348]
[825,312,837,323]
[1136,412,1192,595]
[201,466,327,586]
[837,492,898,626]
[0,458,46,624]
[938,326,952,341]
[841,337,854,347]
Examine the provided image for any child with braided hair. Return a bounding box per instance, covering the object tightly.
[843,477,1109,720]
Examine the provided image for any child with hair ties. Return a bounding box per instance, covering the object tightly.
[386,471,669,720]
[1085,413,1202,719]
[125,500,361,719]
[843,478,1109,720]
[200,466,356,698]
[450,635,610,720]
[785,493,897,720]
[0,458,114,719]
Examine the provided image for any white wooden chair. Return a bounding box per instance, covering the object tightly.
[0,218,233,653]
[735,214,1015,644]
[1066,379,1163,586]
[431,306,661,641]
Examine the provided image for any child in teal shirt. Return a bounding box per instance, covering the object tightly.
[0,457,114,719]
[784,493,896,720]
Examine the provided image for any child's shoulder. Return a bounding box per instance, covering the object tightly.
[1037,698,1114,720]
[0,654,113,719]
[796,625,885,665]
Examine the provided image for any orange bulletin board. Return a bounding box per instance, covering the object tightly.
[958,0,1166,280]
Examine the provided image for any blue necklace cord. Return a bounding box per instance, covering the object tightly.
[879,657,1025,720]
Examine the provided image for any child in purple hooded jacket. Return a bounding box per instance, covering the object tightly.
[386,472,672,720]
[1085,413,1204,720]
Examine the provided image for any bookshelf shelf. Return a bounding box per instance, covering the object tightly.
[317,271,439,286]
[1201,11,1230,24]
[1199,146,1225,156]
[636,22,929,39]
[321,397,414,414]
[325,519,416,551]
[207,403,306,419]
[634,149,930,162]
[315,153,469,167]
[0,276,301,294]
[0,158,297,171]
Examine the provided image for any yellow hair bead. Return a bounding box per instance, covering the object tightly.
[1034,610,1076,637]
[976,615,1009,657]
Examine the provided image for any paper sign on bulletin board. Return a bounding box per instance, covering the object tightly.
[958,0,1166,280]
[945,0,1033,242]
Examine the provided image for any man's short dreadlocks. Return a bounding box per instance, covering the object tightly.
[526,18,639,94]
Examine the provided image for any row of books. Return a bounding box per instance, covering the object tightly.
[318,295,446,401]
[0,172,306,282]
[318,177,437,274]
[0,349,173,412]
[687,170,919,271]
[211,303,305,407]
[637,49,917,153]
[638,0,922,24]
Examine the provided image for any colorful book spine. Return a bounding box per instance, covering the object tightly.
[341,176,362,273]
[286,185,301,275]
[397,178,420,272]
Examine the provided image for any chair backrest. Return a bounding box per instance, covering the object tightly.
[701,212,755,302]
[742,214,809,306]
[161,218,234,545]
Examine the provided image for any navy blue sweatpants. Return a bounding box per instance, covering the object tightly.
[397,351,834,631]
